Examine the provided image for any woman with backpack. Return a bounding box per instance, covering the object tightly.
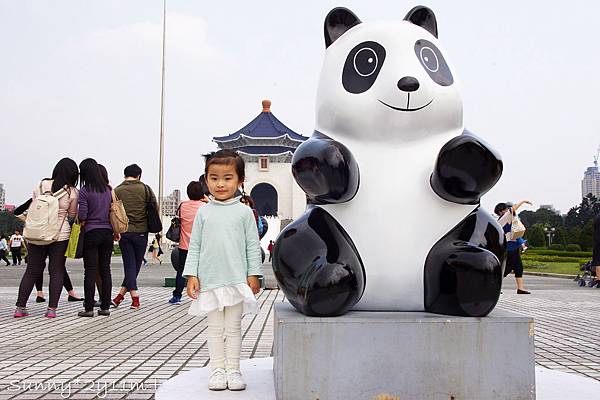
[14,158,79,318]
[77,158,114,317]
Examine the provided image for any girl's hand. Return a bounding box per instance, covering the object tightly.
[187,277,200,299]
[247,276,260,294]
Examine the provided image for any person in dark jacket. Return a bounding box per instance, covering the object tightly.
[592,212,600,280]
[112,164,158,310]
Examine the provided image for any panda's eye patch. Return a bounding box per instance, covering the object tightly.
[414,39,453,86]
[343,41,386,94]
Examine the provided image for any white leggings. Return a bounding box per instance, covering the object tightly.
[206,302,243,371]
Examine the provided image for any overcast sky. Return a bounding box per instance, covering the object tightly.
[1,0,598,215]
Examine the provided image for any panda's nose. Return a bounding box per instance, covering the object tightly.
[397,76,419,92]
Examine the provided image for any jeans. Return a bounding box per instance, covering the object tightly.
[16,240,69,308]
[207,303,243,370]
[119,232,148,291]
[83,229,113,311]
[174,249,187,297]
[11,247,22,265]
[0,249,9,265]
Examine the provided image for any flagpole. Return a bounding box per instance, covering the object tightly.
[158,0,167,223]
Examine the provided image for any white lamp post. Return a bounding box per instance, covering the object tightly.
[543,227,556,248]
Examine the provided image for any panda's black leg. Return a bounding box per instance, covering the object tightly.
[272,206,365,317]
[424,208,506,317]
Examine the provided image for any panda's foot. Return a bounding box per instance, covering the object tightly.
[272,206,365,317]
[424,209,505,317]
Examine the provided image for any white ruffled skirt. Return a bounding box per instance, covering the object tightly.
[187,283,258,317]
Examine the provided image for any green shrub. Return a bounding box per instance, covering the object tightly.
[521,254,589,263]
[523,249,592,257]
[565,244,582,252]
[549,244,564,251]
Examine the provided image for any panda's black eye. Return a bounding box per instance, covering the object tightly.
[419,47,439,72]
[353,47,378,77]
[414,39,453,86]
[343,41,386,94]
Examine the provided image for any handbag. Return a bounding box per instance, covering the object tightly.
[511,213,526,239]
[165,204,181,242]
[109,190,129,233]
[144,185,163,233]
[65,217,84,259]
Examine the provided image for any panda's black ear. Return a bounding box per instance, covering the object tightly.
[404,6,438,38]
[324,7,362,48]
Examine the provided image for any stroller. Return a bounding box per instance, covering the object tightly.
[574,261,599,287]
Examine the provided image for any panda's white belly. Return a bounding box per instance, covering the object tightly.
[319,134,475,311]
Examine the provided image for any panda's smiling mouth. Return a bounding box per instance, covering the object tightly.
[378,98,433,112]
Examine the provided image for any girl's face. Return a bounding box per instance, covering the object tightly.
[206,163,242,201]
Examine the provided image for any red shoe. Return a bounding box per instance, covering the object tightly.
[112,293,125,308]
[130,296,140,309]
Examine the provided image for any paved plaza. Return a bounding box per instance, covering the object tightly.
[0,258,599,399]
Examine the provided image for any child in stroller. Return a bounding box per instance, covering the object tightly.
[574,261,599,287]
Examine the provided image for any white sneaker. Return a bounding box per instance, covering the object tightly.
[226,370,246,391]
[208,368,227,391]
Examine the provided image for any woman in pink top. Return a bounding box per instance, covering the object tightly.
[168,180,208,305]
[15,158,79,318]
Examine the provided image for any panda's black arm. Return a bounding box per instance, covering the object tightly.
[292,131,360,204]
[430,130,503,205]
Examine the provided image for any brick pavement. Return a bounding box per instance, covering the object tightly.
[0,275,597,399]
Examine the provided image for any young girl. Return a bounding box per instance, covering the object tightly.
[183,150,262,391]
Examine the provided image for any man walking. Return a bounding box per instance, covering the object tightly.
[9,230,24,265]
[267,240,274,263]
[112,164,159,309]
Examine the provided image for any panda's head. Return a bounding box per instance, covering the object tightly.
[315,6,463,143]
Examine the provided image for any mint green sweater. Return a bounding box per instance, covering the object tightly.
[182,196,263,292]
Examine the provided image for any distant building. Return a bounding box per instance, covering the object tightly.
[212,100,309,219]
[162,189,181,217]
[581,166,600,200]
[0,184,5,211]
[539,204,561,215]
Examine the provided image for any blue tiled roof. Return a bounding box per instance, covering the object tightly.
[236,146,295,155]
[214,111,308,142]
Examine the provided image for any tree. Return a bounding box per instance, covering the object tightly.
[579,219,594,251]
[519,208,563,228]
[0,211,24,236]
[526,224,546,248]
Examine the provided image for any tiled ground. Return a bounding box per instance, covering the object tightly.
[0,271,598,399]
[0,287,283,399]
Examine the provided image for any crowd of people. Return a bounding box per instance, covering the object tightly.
[6,150,264,391]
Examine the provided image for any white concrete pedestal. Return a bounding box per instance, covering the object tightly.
[274,303,536,400]
[155,358,600,400]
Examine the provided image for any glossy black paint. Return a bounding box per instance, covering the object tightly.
[404,6,438,38]
[292,131,360,204]
[431,131,503,205]
[424,207,506,317]
[324,7,362,48]
[342,41,386,94]
[272,206,365,317]
[414,40,454,86]
[397,76,419,92]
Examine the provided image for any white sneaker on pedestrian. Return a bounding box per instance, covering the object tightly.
[208,368,227,391]
[226,370,246,391]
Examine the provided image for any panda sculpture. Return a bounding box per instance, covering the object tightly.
[272,6,506,318]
